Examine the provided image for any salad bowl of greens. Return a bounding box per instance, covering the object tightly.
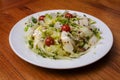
[9,10,113,69]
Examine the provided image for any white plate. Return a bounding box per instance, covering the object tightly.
[9,10,113,69]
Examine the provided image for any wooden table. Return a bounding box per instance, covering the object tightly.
[0,0,120,80]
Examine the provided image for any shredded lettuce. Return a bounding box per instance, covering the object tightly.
[93,28,101,39]
[24,11,101,59]
[89,18,96,25]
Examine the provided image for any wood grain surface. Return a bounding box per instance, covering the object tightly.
[0,0,120,80]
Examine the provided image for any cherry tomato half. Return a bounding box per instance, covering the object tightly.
[65,13,73,18]
[61,24,70,32]
[45,37,54,46]
[39,15,45,21]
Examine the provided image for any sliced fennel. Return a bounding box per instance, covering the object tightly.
[24,11,101,59]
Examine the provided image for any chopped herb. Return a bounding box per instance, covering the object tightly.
[28,40,33,48]
[32,17,37,23]
[24,26,29,32]
[93,28,101,39]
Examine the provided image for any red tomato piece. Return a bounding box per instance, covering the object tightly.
[61,24,70,32]
[45,37,54,46]
[65,13,73,18]
[39,15,45,21]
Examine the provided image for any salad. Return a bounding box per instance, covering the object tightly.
[24,11,101,59]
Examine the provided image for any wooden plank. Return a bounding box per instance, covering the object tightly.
[0,54,25,80]
[0,0,120,80]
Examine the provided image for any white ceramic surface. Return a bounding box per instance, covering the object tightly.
[9,10,113,69]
